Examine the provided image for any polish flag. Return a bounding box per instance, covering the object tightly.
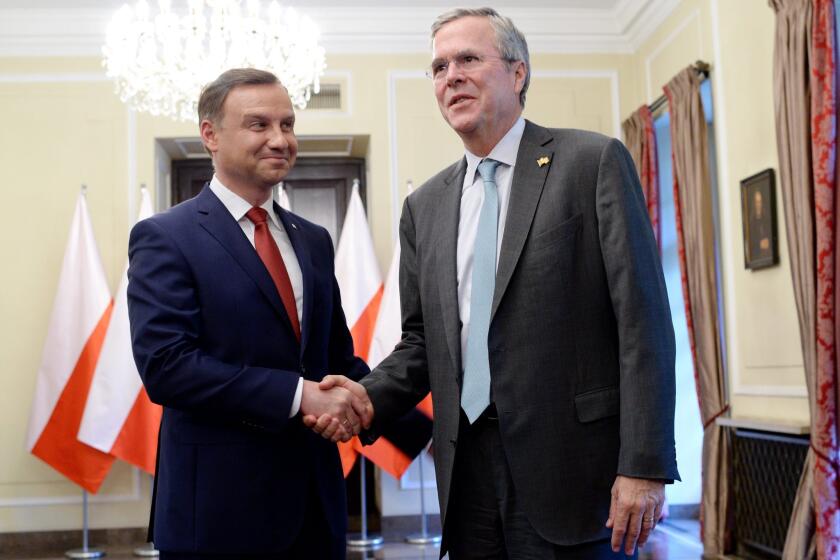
[334,180,384,476]
[357,183,433,480]
[26,192,116,493]
[276,182,291,211]
[368,217,434,420]
[78,189,161,474]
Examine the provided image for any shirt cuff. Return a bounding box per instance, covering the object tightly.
[289,377,303,418]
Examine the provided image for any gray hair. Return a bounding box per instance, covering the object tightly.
[198,68,281,124]
[431,7,530,107]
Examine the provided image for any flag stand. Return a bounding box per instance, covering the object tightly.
[347,456,384,549]
[133,474,159,557]
[133,542,158,557]
[405,452,441,545]
[65,490,105,559]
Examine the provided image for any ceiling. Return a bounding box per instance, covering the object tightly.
[0,0,624,8]
[0,0,681,56]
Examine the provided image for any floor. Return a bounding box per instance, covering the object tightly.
[7,520,703,560]
[346,520,704,559]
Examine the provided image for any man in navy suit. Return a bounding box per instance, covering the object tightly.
[128,68,372,559]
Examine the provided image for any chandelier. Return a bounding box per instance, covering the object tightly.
[103,0,326,122]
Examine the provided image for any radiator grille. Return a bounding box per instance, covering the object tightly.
[733,429,808,558]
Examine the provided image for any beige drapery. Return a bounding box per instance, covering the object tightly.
[664,66,731,557]
[769,1,816,557]
[622,105,661,245]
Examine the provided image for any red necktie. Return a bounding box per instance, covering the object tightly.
[246,207,301,342]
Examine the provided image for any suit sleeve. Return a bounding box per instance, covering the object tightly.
[596,138,680,481]
[127,217,300,431]
[360,197,431,443]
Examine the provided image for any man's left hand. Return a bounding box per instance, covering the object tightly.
[605,475,664,555]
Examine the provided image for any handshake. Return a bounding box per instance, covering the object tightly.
[300,375,374,442]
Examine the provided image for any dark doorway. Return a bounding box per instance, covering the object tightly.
[171,157,367,245]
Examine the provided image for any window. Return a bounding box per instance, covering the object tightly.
[653,78,719,508]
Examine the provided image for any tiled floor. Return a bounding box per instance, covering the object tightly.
[10,520,702,560]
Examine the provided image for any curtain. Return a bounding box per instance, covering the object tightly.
[664,66,731,557]
[771,0,840,557]
[622,105,661,246]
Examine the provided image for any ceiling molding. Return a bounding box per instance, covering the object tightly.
[624,0,685,51]
[0,1,680,57]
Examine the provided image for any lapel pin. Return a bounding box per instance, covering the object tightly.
[291,223,297,230]
[537,156,550,168]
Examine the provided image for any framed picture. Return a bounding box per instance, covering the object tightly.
[740,168,778,270]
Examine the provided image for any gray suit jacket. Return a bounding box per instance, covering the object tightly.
[362,121,679,549]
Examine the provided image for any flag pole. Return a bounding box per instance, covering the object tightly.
[65,490,105,559]
[66,190,106,559]
[133,473,159,556]
[405,450,441,545]
[347,456,384,549]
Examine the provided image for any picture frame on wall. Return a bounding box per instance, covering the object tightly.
[740,168,778,270]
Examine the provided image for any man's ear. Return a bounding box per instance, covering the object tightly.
[512,60,527,96]
[200,119,218,155]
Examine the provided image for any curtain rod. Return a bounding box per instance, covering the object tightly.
[649,60,711,115]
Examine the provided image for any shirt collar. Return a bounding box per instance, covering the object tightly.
[209,175,283,230]
[463,116,526,190]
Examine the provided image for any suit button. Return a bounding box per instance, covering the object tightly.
[450,439,457,447]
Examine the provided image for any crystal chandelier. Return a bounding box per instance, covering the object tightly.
[103,0,326,122]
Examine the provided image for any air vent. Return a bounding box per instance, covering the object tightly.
[297,136,353,157]
[174,138,207,157]
[306,83,341,110]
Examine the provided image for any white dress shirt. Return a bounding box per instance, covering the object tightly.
[457,116,526,364]
[209,176,304,417]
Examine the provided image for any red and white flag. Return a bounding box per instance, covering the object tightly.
[334,180,384,476]
[276,183,291,211]
[26,192,116,493]
[357,183,433,480]
[366,238,400,371]
[78,189,162,474]
[368,199,434,420]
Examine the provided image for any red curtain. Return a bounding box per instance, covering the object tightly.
[809,0,839,557]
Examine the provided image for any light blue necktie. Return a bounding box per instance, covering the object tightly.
[461,158,502,423]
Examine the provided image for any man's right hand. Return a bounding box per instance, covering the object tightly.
[300,378,372,442]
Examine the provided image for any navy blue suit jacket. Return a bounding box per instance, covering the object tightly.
[127,186,368,554]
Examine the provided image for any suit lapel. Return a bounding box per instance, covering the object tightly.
[276,204,313,356]
[196,187,297,340]
[492,121,555,319]
[435,159,467,376]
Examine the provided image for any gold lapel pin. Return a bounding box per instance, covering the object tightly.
[537,156,550,167]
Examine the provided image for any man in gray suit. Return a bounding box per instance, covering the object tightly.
[310,7,679,558]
